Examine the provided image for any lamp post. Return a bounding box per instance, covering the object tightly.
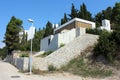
[28,19,34,74]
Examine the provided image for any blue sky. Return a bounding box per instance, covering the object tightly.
[0,0,120,48]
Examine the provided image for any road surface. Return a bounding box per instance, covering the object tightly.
[0,60,83,80]
[0,60,119,80]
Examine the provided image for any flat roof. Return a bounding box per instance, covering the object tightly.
[54,18,95,32]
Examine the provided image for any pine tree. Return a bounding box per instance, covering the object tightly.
[112,2,120,24]
[69,3,78,19]
[78,3,92,21]
[44,21,53,37]
[4,16,22,55]
[95,12,104,27]
[32,29,45,51]
[102,7,112,20]
[61,13,68,25]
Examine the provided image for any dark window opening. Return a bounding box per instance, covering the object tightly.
[48,38,51,45]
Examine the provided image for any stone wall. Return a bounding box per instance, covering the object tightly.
[5,55,29,71]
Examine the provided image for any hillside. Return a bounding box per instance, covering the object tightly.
[33,34,98,70]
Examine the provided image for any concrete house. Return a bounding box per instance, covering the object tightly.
[99,19,111,31]
[40,18,96,51]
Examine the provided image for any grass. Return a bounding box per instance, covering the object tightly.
[20,53,29,57]
[59,43,65,48]
[60,56,112,78]
[39,51,53,57]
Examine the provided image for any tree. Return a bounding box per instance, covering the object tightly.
[32,29,45,51]
[44,21,53,37]
[4,16,22,55]
[102,7,112,20]
[19,31,28,51]
[0,47,7,59]
[95,12,103,27]
[69,3,78,19]
[78,3,92,21]
[112,2,120,24]
[61,13,68,25]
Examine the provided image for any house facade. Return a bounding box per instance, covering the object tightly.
[99,19,111,31]
[40,18,96,52]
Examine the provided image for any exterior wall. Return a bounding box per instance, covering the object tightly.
[40,35,54,51]
[5,55,29,71]
[40,28,86,52]
[75,21,92,28]
[54,18,95,34]
[58,28,76,47]
[47,34,59,51]
[55,21,75,34]
[76,27,86,37]
[100,19,111,31]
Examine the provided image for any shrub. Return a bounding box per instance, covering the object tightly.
[86,28,103,35]
[48,65,56,71]
[42,51,53,57]
[59,43,65,48]
[20,53,29,57]
[93,30,119,62]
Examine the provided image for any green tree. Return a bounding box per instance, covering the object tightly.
[44,21,53,37]
[19,31,28,51]
[33,29,45,51]
[111,2,120,30]
[112,2,120,24]
[61,13,68,25]
[78,3,92,21]
[4,16,22,55]
[69,3,78,19]
[95,12,103,27]
[0,47,7,59]
[102,7,112,20]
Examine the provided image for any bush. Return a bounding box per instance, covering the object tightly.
[86,28,103,35]
[48,65,56,71]
[93,30,120,63]
[42,51,53,57]
[20,53,29,57]
[59,43,65,48]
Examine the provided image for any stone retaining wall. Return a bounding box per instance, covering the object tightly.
[5,55,29,71]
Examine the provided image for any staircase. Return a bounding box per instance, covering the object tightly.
[33,34,99,71]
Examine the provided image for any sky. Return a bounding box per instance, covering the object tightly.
[0,0,120,48]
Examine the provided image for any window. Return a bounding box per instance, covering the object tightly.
[48,38,51,45]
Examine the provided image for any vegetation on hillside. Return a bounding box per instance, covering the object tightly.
[94,29,120,63]
[61,56,112,77]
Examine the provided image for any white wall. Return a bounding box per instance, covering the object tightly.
[58,28,76,47]
[100,19,111,31]
[40,27,86,52]
[40,35,54,51]
[47,34,59,51]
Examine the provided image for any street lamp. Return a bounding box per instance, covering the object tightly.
[28,19,34,74]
